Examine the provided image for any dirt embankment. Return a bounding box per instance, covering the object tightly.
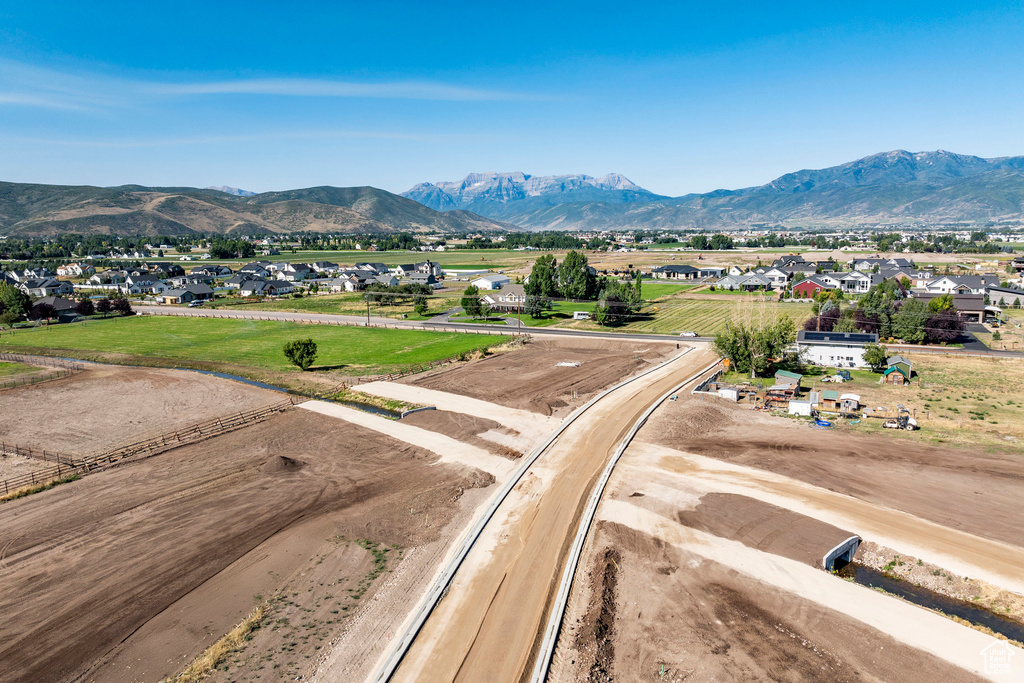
[0,364,279,455]
[405,337,677,416]
[642,396,1024,549]
[561,522,981,683]
[0,409,493,683]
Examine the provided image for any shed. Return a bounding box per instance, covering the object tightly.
[819,390,840,411]
[885,356,912,385]
[774,369,802,388]
[717,388,739,402]
[839,393,861,413]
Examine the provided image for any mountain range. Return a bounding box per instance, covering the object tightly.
[0,183,510,237]
[402,151,1024,230]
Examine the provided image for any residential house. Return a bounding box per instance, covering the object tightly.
[913,292,985,323]
[149,263,185,278]
[275,263,312,282]
[88,269,128,285]
[472,274,511,290]
[481,284,527,312]
[33,296,80,322]
[20,278,74,298]
[754,267,789,288]
[159,284,215,304]
[781,263,818,279]
[727,265,744,277]
[651,264,699,280]
[837,271,880,294]
[125,273,166,293]
[772,255,806,268]
[795,330,880,368]
[22,267,55,280]
[791,276,838,298]
[264,280,294,296]
[310,261,339,275]
[407,273,441,289]
[355,262,390,274]
[698,266,725,278]
[168,274,216,288]
[715,273,773,291]
[191,264,232,277]
[924,275,999,295]
[239,261,272,278]
[56,263,94,277]
[239,279,270,297]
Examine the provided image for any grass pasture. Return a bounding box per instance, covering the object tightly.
[0,361,40,378]
[0,316,499,376]
[601,298,814,336]
[208,291,460,320]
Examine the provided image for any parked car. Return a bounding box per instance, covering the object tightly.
[679,331,698,337]
[187,300,204,308]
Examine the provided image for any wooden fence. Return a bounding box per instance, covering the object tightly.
[0,353,85,391]
[1,398,298,498]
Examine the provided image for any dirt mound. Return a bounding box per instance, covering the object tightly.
[258,455,305,474]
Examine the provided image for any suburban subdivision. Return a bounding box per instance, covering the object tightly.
[3,224,1024,682]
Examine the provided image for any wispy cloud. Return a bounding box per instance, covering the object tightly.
[0,59,541,111]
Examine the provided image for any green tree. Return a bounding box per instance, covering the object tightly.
[713,317,797,377]
[557,250,597,300]
[892,299,930,343]
[75,296,95,317]
[928,293,955,313]
[413,295,428,316]
[283,338,318,371]
[0,283,31,320]
[461,285,485,318]
[862,343,888,372]
[525,254,559,298]
[525,295,551,318]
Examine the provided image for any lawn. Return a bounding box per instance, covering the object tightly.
[639,281,699,299]
[0,316,500,375]
[0,361,40,377]
[522,301,596,327]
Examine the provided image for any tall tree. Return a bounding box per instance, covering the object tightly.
[461,285,485,318]
[714,317,797,377]
[557,250,597,300]
[525,254,559,299]
[283,338,318,371]
[891,299,930,343]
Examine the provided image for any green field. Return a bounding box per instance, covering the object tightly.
[151,249,528,269]
[639,282,699,298]
[585,298,814,335]
[208,291,460,320]
[0,316,499,375]
[0,361,40,377]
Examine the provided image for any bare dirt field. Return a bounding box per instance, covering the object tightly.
[404,337,677,416]
[0,452,52,480]
[400,408,524,457]
[561,521,982,683]
[0,364,280,455]
[0,408,494,683]
[643,396,1024,549]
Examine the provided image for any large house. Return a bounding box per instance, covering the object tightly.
[753,267,790,288]
[19,278,74,298]
[159,284,214,304]
[651,264,699,280]
[795,330,880,368]
[791,275,838,298]
[836,271,881,294]
[715,272,773,291]
[56,263,94,277]
[924,274,1000,295]
[481,284,527,312]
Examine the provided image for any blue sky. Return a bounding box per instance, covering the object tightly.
[1,1,1022,196]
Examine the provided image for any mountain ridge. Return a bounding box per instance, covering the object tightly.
[0,182,513,237]
[402,151,1024,229]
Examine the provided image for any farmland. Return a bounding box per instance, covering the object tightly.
[0,316,500,376]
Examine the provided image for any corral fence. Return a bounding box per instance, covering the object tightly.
[1,397,298,498]
[135,309,522,337]
[0,353,85,391]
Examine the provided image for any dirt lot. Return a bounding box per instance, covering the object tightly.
[400,408,523,458]
[0,364,280,455]
[642,396,1024,549]
[560,522,982,682]
[0,409,494,683]
[0,452,53,480]
[404,337,677,416]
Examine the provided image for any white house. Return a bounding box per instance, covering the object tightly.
[795,330,879,368]
[472,274,511,290]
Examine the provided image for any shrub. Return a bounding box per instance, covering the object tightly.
[283,338,318,371]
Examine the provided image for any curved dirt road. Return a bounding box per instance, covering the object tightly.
[385,347,715,682]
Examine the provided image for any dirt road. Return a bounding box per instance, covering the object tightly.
[387,347,715,682]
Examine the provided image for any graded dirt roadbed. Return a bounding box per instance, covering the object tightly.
[389,347,715,682]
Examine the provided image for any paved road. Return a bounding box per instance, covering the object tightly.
[386,349,716,682]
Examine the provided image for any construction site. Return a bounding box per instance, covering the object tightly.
[1,338,1022,683]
